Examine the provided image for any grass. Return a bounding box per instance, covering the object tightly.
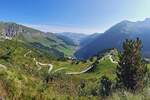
[59,45,76,56]
[0,39,91,99]
[0,39,150,99]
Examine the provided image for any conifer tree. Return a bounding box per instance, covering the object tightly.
[116,38,148,90]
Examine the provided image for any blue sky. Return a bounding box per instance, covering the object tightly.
[0,0,150,34]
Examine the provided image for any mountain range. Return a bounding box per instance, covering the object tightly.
[75,18,150,59]
[0,22,77,58]
[1,18,150,60]
[56,32,88,45]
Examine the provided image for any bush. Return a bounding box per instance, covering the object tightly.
[99,75,112,97]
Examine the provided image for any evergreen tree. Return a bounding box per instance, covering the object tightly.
[116,38,148,91]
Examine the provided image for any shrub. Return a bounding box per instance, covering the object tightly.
[99,75,112,97]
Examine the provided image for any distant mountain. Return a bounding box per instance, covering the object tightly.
[75,18,150,59]
[80,33,101,47]
[55,34,76,46]
[56,32,88,45]
[0,22,76,57]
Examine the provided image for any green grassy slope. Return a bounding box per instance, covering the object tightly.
[0,39,150,99]
[0,39,91,99]
[0,22,76,56]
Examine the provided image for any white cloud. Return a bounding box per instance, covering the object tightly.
[22,23,103,34]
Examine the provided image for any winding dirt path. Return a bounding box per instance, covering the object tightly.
[24,51,53,73]
[101,54,118,64]
[108,55,118,64]
[65,65,94,75]
[64,54,118,75]
[53,67,67,73]
[37,62,53,73]
[0,64,7,69]
[24,50,32,57]
[24,50,93,75]
[24,50,118,75]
